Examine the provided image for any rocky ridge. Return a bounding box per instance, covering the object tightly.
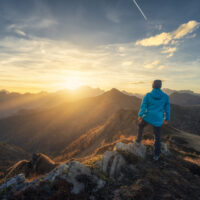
[0,141,200,200]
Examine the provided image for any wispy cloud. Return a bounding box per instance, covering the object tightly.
[135,20,200,58]
[161,47,177,58]
[136,20,200,47]
[144,60,160,69]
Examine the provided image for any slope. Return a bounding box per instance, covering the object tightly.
[0,89,141,156]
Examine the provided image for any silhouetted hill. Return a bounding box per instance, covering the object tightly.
[163,88,200,96]
[0,89,141,156]
[169,92,200,106]
[0,141,30,173]
[170,104,200,135]
[4,153,57,180]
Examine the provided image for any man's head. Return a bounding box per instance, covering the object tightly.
[152,80,162,89]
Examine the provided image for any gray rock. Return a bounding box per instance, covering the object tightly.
[98,150,126,178]
[44,161,105,194]
[0,173,25,191]
[116,142,146,158]
[161,142,170,155]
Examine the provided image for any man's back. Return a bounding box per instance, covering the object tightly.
[138,88,170,127]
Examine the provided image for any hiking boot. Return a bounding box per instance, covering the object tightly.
[153,155,160,161]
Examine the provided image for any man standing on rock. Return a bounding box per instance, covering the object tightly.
[136,80,170,160]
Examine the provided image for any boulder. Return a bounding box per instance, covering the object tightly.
[0,173,25,191]
[98,151,126,178]
[116,142,146,159]
[161,142,170,155]
[45,161,105,194]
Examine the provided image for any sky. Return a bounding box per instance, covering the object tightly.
[0,0,200,94]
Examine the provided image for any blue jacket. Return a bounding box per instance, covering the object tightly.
[138,88,170,127]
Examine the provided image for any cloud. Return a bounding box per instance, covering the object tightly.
[173,21,199,39]
[7,24,26,36]
[161,47,177,58]
[131,81,151,85]
[136,32,172,46]
[136,20,200,47]
[122,61,132,66]
[144,60,160,69]
[158,65,165,70]
[14,29,26,36]
[186,33,196,39]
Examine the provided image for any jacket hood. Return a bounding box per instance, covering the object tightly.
[150,88,164,99]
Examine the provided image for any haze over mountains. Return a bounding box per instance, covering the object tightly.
[0,86,104,119]
[0,87,200,160]
[1,86,200,120]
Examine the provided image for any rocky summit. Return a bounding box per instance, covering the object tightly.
[0,140,199,200]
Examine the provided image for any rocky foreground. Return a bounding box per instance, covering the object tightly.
[0,141,200,200]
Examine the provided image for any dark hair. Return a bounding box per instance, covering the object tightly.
[152,80,162,88]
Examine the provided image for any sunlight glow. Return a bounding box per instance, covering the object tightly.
[65,76,83,90]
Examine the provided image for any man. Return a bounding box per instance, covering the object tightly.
[136,80,170,161]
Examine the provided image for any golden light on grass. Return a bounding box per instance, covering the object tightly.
[184,156,200,166]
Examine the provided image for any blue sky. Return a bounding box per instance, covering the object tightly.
[0,0,200,93]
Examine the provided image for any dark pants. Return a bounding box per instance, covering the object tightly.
[136,119,162,156]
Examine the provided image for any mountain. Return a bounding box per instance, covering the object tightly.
[169,92,200,106]
[56,107,199,162]
[121,90,143,99]
[0,142,30,173]
[0,86,104,119]
[170,104,200,135]
[0,95,200,199]
[1,87,200,161]
[0,89,141,156]
[55,109,152,161]
[163,88,200,96]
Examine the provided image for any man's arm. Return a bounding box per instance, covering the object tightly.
[138,94,148,118]
[164,95,170,122]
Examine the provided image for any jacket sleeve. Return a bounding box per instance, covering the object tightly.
[138,94,148,117]
[164,95,170,121]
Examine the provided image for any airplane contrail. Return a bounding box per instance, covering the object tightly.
[133,0,147,21]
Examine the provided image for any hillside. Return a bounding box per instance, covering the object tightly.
[170,92,200,106]
[0,129,199,200]
[56,109,152,161]
[56,107,199,162]
[0,89,141,156]
[1,88,200,162]
[0,142,30,173]
[0,102,200,199]
[170,104,200,135]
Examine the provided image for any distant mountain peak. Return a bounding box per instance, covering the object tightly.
[109,88,121,93]
[99,88,129,100]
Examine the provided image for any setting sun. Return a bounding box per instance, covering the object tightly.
[65,77,83,90]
